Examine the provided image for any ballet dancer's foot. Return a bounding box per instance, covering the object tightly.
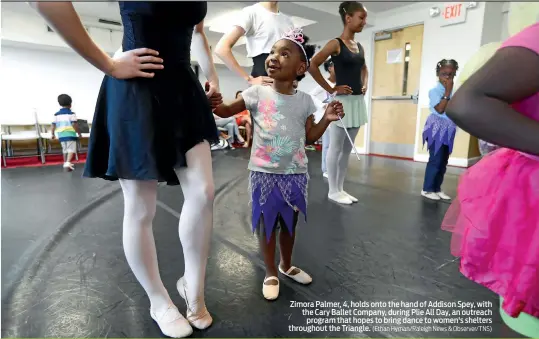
[262,276,279,300]
[328,192,353,205]
[177,277,213,330]
[278,264,312,285]
[63,162,75,171]
[436,192,451,200]
[421,191,441,200]
[342,191,358,203]
[150,304,193,338]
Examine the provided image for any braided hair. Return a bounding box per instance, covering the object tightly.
[296,34,316,82]
[339,1,366,24]
[436,59,459,75]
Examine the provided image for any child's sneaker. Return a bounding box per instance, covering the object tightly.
[63,162,75,171]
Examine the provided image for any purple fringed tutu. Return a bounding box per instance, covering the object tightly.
[422,114,457,154]
[249,171,308,243]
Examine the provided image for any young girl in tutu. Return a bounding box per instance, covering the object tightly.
[214,28,344,300]
[442,22,539,337]
[421,59,459,201]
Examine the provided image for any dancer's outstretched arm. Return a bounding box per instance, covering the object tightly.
[192,20,220,95]
[30,1,163,79]
[446,46,539,155]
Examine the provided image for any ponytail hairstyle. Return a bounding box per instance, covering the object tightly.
[339,1,366,24]
[436,59,459,75]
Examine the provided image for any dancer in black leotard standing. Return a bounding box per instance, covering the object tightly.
[309,1,369,205]
[33,2,221,337]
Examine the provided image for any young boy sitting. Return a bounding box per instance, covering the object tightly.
[51,94,82,171]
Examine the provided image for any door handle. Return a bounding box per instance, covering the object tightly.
[411,89,419,104]
[371,95,414,101]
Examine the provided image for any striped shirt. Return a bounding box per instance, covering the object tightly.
[53,108,78,142]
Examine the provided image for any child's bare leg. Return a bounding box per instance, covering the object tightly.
[277,212,312,284]
[278,213,300,275]
[259,218,278,283]
[66,152,74,163]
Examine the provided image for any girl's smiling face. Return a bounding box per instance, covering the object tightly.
[265,39,307,81]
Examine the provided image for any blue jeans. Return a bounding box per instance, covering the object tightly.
[423,144,450,192]
[321,129,330,173]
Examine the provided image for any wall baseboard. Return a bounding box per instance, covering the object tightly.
[351,147,367,154]
[414,154,482,168]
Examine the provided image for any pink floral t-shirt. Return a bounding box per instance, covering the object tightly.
[241,85,317,174]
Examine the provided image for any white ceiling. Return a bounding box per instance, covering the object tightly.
[2,1,415,58]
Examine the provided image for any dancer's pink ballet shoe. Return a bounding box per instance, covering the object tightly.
[176,277,213,330]
[150,304,193,338]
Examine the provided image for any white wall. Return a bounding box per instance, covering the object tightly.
[0,45,253,125]
[1,8,252,67]
[0,46,104,123]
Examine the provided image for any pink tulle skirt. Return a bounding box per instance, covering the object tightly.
[442,148,539,318]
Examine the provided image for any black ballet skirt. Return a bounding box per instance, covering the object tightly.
[83,2,218,186]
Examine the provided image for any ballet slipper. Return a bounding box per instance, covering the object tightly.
[262,276,279,300]
[176,277,213,330]
[328,192,353,205]
[150,304,193,338]
[342,191,358,203]
[279,265,312,285]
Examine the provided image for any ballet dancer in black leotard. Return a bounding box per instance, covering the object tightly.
[33,2,221,337]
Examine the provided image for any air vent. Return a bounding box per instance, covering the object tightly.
[98,19,121,26]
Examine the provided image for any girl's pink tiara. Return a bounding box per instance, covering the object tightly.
[281,28,309,67]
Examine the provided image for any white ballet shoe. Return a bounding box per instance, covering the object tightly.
[176,277,213,330]
[436,192,451,200]
[323,172,328,178]
[342,191,358,203]
[328,192,353,205]
[150,304,193,338]
[262,276,279,300]
[279,265,312,285]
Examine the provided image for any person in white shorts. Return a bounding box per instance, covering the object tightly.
[51,94,82,171]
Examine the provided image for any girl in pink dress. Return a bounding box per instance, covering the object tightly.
[442,22,539,337]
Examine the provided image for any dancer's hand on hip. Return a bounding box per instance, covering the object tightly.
[110,48,164,79]
[332,85,353,95]
[248,76,273,86]
[324,101,345,121]
[361,85,367,94]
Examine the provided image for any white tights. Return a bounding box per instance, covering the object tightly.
[327,123,360,195]
[120,141,214,314]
